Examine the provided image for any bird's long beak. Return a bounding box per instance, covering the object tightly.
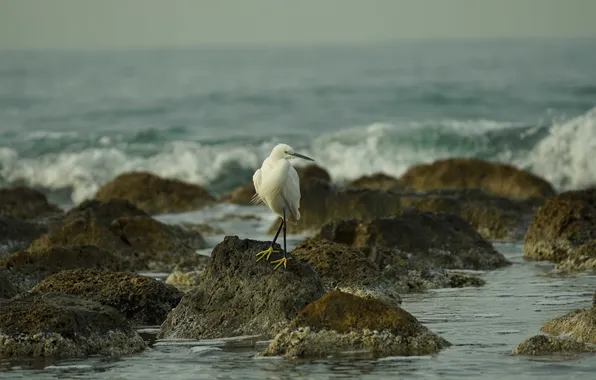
[291,152,314,161]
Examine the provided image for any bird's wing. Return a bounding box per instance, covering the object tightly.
[281,166,301,222]
[250,168,265,206]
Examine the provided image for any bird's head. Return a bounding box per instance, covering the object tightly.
[270,143,314,162]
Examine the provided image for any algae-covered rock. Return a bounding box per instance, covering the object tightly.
[158,236,325,340]
[316,210,510,270]
[261,291,450,358]
[1,245,128,293]
[523,191,596,268]
[0,292,146,357]
[400,157,555,200]
[541,307,596,343]
[31,269,182,325]
[0,269,17,299]
[292,238,401,307]
[513,334,595,356]
[347,173,404,191]
[94,171,215,214]
[26,199,203,271]
[0,186,62,220]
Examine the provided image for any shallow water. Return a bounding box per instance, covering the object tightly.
[2,206,595,379]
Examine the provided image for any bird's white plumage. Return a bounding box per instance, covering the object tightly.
[252,143,311,223]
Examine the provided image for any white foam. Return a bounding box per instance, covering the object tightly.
[517,106,596,190]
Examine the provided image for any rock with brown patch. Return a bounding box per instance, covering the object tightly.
[94,171,215,214]
[347,173,404,191]
[400,157,555,200]
[260,291,450,358]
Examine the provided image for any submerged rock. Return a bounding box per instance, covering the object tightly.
[0,186,63,220]
[292,238,402,307]
[513,334,595,356]
[400,157,555,200]
[347,173,404,191]
[315,211,510,270]
[523,191,596,270]
[260,291,450,358]
[32,269,182,325]
[158,236,325,340]
[1,245,128,293]
[94,171,215,214]
[0,216,48,258]
[0,292,146,357]
[25,199,203,271]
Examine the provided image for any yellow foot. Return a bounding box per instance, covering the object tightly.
[256,247,278,262]
[270,256,291,270]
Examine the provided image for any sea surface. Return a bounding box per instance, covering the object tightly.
[1,39,596,379]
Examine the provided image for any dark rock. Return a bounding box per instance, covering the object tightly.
[260,291,450,358]
[158,236,325,339]
[94,171,215,214]
[347,173,404,191]
[1,245,128,293]
[295,164,332,182]
[400,157,555,200]
[0,216,47,258]
[269,181,534,241]
[0,292,146,357]
[513,334,595,355]
[0,186,62,220]
[315,210,510,270]
[25,199,203,271]
[31,269,182,325]
[0,269,17,299]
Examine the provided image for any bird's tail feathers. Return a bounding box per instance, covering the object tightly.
[250,193,265,206]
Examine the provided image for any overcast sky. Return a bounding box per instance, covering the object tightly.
[1,0,595,50]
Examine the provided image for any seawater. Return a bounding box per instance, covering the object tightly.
[1,40,596,205]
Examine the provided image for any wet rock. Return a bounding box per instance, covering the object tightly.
[26,199,202,271]
[400,158,555,200]
[315,210,510,270]
[0,292,146,357]
[541,307,596,343]
[523,192,596,266]
[0,186,63,220]
[178,222,225,236]
[158,236,325,339]
[1,245,128,293]
[0,269,17,299]
[0,216,47,258]
[271,181,534,241]
[347,173,404,191]
[292,238,401,307]
[513,334,595,356]
[165,254,210,291]
[260,291,450,358]
[31,269,182,325]
[167,223,209,249]
[94,171,215,214]
[554,240,596,272]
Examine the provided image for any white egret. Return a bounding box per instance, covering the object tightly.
[252,143,314,270]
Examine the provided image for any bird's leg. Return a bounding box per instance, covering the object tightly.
[271,208,291,270]
[255,217,282,262]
